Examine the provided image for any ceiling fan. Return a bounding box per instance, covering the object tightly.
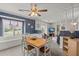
[18,4,47,16]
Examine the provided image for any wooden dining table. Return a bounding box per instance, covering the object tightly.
[25,37,47,56]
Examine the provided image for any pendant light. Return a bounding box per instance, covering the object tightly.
[9,20,13,29]
[16,21,19,26]
[71,4,77,26]
[9,20,11,25]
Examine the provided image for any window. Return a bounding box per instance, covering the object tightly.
[3,19,23,37]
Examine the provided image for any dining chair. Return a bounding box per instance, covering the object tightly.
[40,37,52,56]
[22,35,35,56]
[40,46,50,56]
[24,44,35,56]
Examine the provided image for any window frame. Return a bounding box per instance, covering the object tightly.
[3,18,24,37]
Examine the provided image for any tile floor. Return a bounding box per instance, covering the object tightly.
[0,45,23,56]
[0,44,64,56]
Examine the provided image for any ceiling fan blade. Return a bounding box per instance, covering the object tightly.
[38,9,47,12]
[28,13,31,16]
[18,9,30,12]
[37,13,41,16]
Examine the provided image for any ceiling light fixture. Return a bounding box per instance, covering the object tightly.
[71,4,77,26]
[19,4,47,16]
[30,12,38,16]
[71,22,77,26]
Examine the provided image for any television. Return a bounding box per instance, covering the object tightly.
[48,28,55,32]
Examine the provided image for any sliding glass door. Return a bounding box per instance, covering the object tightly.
[3,19,23,37]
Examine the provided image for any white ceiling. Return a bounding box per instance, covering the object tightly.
[0,3,79,23]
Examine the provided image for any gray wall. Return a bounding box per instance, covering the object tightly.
[0,17,3,36]
[25,19,35,34]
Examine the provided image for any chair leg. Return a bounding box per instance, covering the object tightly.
[27,50,29,56]
[49,50,51,56]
